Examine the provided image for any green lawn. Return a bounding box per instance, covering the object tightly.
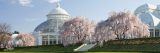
[0,44,148,53]
[88,37,160,52]
[89,44,160,52]
[0,44,145,53]
[2,37,160,52]
[9,44,79,52]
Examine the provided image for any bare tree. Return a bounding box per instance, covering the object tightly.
[60,16,96,46]
[0,23,11,33]
[93,11,150,46]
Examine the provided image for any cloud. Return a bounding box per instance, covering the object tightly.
[47,0,60,4]
[11,0,61,7]
[18,0,33,7]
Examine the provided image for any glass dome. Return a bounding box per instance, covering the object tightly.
[34,19,65,33]
[34,3,70,33]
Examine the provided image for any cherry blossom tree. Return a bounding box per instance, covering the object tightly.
[16,33,35,46]
[0,23,13,50]
[0,32,12,49]
[93,11,150,46]
[60,16,96,46]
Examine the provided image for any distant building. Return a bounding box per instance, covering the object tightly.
[33,2,70,45]
[135,4,160,37]
[11,34,18,46]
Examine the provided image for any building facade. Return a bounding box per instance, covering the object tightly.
[33,2,70,45]
[135,4,160,37]
[32,3,160,45]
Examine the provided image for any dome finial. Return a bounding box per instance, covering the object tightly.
[56,2,60,8]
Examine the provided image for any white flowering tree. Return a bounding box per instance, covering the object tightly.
[93,11,150,46]
[60,16,96,46]
[16,33,35,47]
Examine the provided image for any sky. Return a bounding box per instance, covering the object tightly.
[0,0,160,33]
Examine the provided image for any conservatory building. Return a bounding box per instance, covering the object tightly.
[135,4,160,37]
[32,3,70,45]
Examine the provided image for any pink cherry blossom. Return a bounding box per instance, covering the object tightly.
[16,33,35,46]
[93,11,150,46]
[60,16,96,46]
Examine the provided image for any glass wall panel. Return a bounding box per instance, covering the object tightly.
[155,29,159,37]
[149,29,154,37]
[42,35,57,45]
[42,35,48,45]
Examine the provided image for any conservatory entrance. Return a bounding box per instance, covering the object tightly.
[40,33,60,45]
[149,29,160,37]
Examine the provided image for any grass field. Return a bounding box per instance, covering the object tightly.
[0,44,146,53]
[1,38,160,53]
[0,45,151,53]
[9,44,78,52]
[89,37,160,52]
[89,43,160,52]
